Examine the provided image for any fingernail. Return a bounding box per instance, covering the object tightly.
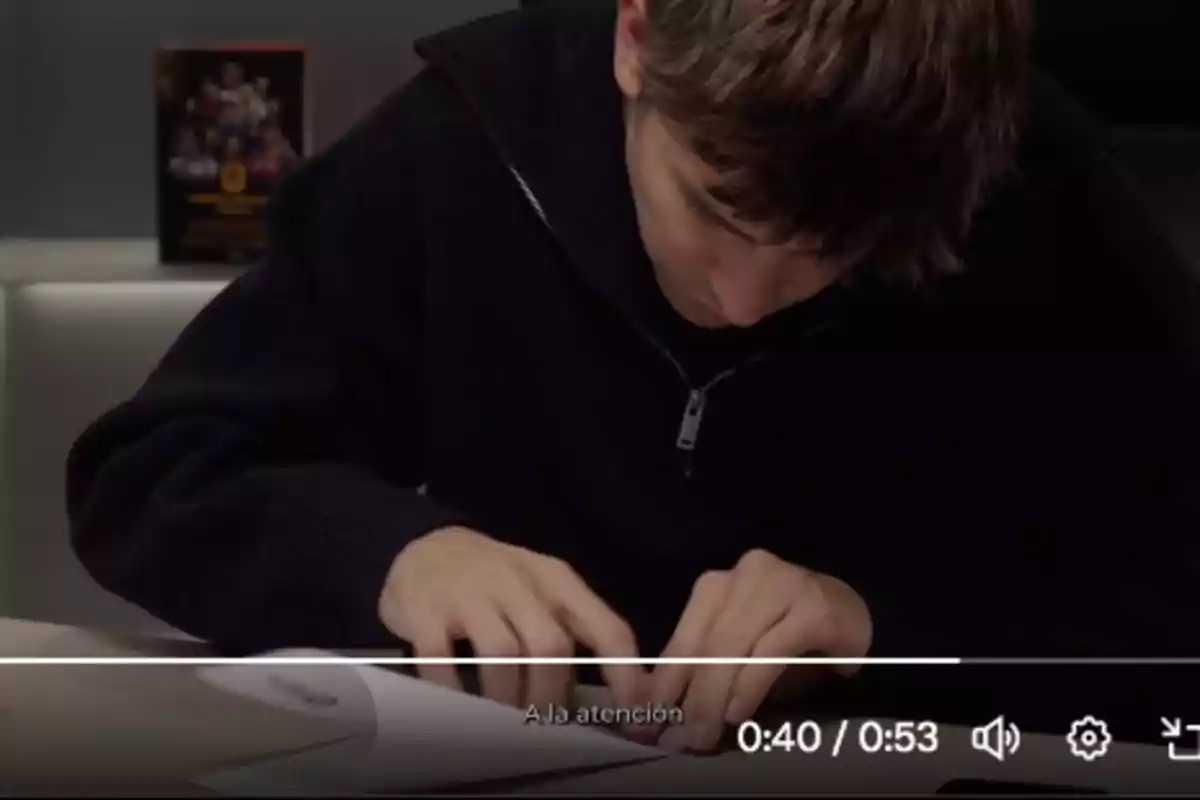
[688,724,720,753]
[725,697,750,724]
[659,726,689,752]
[623,724,659,742]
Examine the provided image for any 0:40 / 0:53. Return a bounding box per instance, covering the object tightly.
[736,720,940,756]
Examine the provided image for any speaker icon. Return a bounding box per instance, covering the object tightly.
[972,716,1022,762]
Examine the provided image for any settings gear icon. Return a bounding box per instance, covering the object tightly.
[1067,715,1113,761]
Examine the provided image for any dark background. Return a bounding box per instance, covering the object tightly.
[1028,0,1200,272]
[155,48,308,158]
[1030,0,1199,128]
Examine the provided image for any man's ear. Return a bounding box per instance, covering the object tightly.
[614,0,647,101]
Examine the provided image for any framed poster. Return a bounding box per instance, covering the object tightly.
[155,44,309,265]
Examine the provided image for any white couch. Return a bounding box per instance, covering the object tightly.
[0,239,233,632]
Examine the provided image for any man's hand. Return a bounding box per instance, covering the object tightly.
[651,549,872,752]
[379,526,643,711]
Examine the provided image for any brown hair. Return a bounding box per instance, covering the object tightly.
[638,0,1033,286]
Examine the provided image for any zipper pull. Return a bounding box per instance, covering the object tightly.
[676,389,707,451]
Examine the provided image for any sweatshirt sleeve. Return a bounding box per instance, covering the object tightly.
[66,76,470,654]
[862,74,1200,663]
[826,78,1200,733]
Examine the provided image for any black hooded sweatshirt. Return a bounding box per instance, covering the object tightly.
[67,7,1200,733]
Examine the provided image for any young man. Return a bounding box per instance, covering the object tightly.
[68,0,1198,751]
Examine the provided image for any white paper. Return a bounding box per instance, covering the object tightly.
[0,660,355,792]
[196,650,666,794]
[194,654,379,794]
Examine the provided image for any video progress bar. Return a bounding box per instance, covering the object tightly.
[0,657,1198,666]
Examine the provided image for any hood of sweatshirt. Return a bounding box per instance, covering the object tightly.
[412,6,686,342]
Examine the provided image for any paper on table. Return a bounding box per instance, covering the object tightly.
[0,661,357,792]
[197,650,668,794]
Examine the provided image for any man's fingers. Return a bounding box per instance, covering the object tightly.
[723,618,807,724]
[682,570,791,752]
[498,574,576,710]
[458,600,523,707]
[408,613,463,693]
[534,558,642,708]
[727,600,829,723]
[652,571,729,713]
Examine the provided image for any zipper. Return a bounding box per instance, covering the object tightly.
[506,164,762,477]
[674,364,749,477]
[631,318,752,477]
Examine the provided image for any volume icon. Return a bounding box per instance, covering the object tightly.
[972,716,1021,762]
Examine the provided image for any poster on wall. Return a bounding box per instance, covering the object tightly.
[155,44,309,265]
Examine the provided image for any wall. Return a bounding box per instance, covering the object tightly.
[0,0,514,630]
[0,0,31,235]
[5,0,515,238]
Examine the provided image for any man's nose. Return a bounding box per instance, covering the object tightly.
[707,270,779,327]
